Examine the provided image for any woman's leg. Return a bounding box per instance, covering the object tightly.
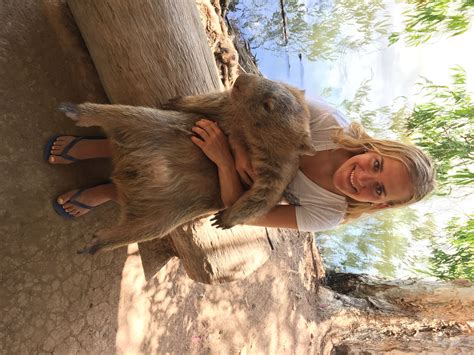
[57,182,118,217]
[49,136,112,164]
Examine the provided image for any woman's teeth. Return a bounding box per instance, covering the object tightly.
[350,169,357,192]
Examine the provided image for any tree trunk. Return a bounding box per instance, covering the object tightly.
[316,273,474,353]
[67,0,222,106]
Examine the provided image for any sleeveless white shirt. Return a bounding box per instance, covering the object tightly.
[285,98,349,232]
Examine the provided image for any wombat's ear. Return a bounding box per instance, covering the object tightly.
[263,98,275,113]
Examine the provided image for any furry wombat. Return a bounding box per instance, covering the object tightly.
[61,74,313,254]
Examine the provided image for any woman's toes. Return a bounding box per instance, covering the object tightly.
[55,136,71,143]
[64,204,75,212]
[52,144,64,152]
[57,190,77,205]
[49,155,71,164]
[48,136,78,165]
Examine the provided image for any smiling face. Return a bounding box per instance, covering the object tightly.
[333,151,414,207]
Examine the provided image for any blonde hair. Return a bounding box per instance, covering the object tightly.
[333,122,436,221]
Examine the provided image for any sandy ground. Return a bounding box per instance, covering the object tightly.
[0,1,321,353]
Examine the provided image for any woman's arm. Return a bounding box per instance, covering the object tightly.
[246,205,298,229]
[191,119,244,208]
[191,119,299,230]
[228,137,256,186]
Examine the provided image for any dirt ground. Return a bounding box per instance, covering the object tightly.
[0,1,322,353]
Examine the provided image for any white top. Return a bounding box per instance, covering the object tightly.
[285,98,349,232]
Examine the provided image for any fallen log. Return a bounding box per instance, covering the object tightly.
[66,0,276,283]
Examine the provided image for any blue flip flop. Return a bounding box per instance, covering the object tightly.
[53,180,111,219]
[44,135,106,163]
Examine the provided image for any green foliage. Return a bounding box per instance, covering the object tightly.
[426,216,474,280]
[317,207,420,278]
[339,78,394,138]
[390,0,474,46]
[334,77,410,141]
[405,66,474,191]
[232,0,390,60]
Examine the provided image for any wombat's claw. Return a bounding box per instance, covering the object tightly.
[210,210,233,230]
[77,237,101,255]
[58,102,79,120]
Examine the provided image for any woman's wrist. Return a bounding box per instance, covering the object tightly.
[216,159,244,208]
[214,152,235,170]
[216,156,236,173]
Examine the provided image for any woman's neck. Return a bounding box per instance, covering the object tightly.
[299,149,354,196]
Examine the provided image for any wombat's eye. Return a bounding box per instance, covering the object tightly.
[263,98,274,113]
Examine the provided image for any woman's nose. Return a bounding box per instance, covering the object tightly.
[357,171,374,187]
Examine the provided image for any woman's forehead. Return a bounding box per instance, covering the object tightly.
[380,157,413,202]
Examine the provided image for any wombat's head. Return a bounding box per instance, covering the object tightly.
[231,74,315,154]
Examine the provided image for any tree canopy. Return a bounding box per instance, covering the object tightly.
[389,0,474,46]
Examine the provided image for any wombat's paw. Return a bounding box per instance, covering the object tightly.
[77,237,102,255]
[210,210,236,230]
[58,102,79,121]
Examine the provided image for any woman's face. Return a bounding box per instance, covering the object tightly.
[333,151,414,206]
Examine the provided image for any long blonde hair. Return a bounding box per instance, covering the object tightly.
[333,122,436,221]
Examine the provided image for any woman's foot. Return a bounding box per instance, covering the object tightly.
[48,136,112,164]
[56,183,117,218]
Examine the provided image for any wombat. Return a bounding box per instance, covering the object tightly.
[61,74,314,254]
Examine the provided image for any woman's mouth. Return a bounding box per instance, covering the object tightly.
[349,167,358,192]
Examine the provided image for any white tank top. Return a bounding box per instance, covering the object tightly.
[285,98,349,232]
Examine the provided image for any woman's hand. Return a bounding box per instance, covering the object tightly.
[191,119,245,208]
[191,119,234,168]
[232,143,256,186]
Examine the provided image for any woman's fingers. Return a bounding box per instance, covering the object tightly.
[191,126,209,140]
[196,119,220,135]
[238,169,253,186]
[191,136,205,147]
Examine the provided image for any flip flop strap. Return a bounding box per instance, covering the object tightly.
[68,188,95,210]
[60,136,85,162]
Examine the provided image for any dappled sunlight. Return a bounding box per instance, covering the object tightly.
[111,231,322,353]
[116,243,150,354]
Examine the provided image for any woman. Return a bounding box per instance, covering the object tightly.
[45,99,435,232]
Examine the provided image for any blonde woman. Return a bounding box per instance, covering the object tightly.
[45,99,435,232]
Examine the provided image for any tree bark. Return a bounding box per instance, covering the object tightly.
[317,273,474,353]
[67,0,222,106]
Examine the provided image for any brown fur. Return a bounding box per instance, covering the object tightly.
[61,74,313,254]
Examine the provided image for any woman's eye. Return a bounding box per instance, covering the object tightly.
[375,184,383,196]
[374,159,380,171]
